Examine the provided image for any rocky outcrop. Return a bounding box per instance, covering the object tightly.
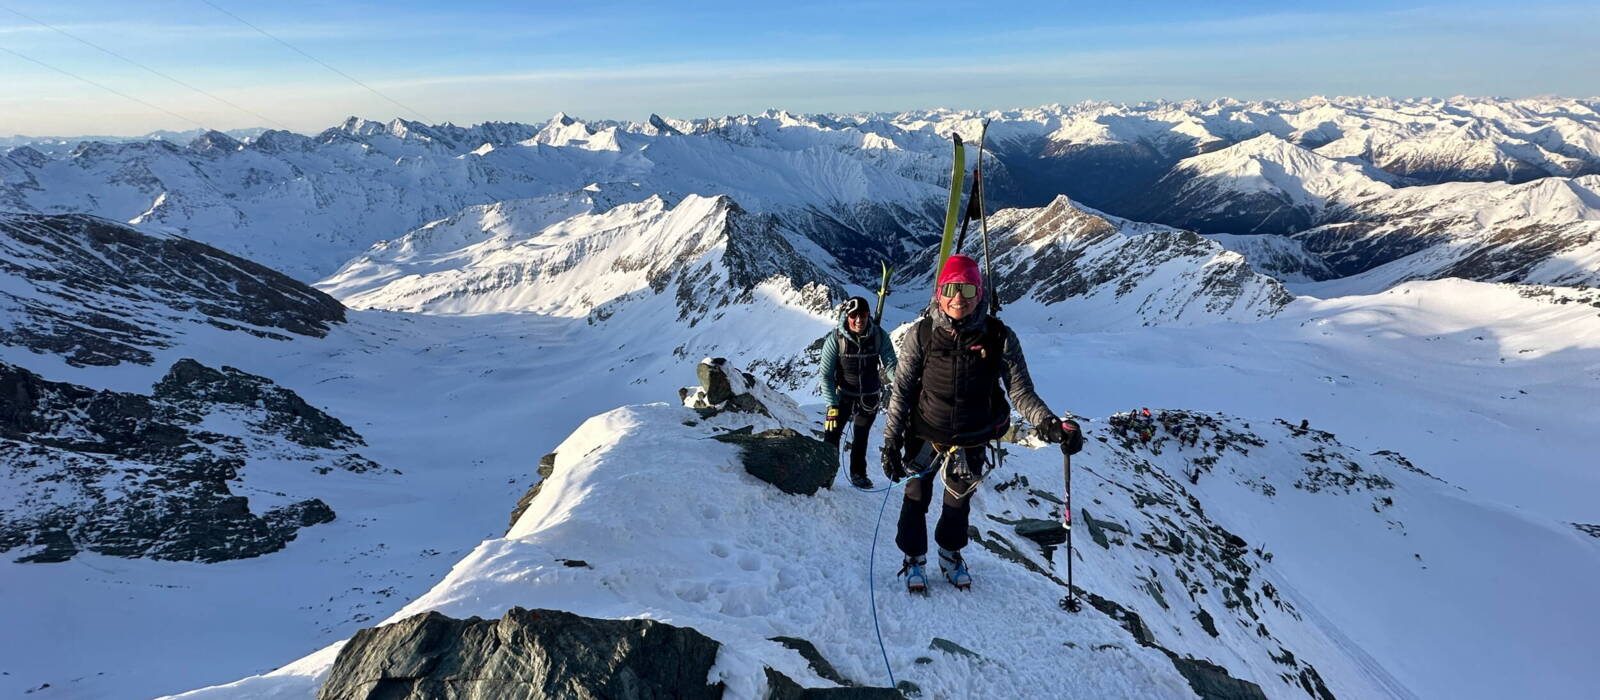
[318,607,724,700]
[678,357,837,495]
[154,359,364,449]
[317,607,899,700]
[966,408,1406,699]
[680,357,810,428]
[714,428,838,496]
[763,669,903,699]
[506,451,559,533]
[0,359,377,563]
[1083,593,1275,700]
[0,212,345,367]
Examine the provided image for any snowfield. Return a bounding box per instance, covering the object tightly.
[165,288,1600,699]
[4,275,1595,699]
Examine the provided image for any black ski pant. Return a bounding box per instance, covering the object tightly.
[895,437,984,557]
[823,393,878,478]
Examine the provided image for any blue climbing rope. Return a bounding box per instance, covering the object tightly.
[867,481,897,687]
[835,433,954,687]
[856,457,942,689]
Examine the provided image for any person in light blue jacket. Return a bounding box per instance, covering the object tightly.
[817,296,897,489]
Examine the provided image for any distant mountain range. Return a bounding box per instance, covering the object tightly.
[3,96,1597,291]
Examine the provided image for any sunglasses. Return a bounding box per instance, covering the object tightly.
[939,282,979,299]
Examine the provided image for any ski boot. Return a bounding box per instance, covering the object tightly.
[899,555,928,594]
[939,548,971,590]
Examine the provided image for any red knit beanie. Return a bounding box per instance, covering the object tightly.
[935,254,983,300]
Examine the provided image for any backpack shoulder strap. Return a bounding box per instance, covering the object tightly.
[982,316,1008,367]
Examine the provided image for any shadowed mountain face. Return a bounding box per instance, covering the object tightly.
[1290,176,1600,291]
[0,213,374,565]
[0,359,381,564]
[0,212,345,367]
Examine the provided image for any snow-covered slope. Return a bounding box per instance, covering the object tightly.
[5,227,1597,698]
[1123,134,1395,235]
[899,196,1293,329]
[0,212,345,367]
[1204,233,1339,284]
[318,188,848,389]
[321,188,840,321]
[6,97,1600,700]
[1292,175,1600,293]
[173,359,1600,700]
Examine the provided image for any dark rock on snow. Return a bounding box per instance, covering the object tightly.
[1012,518,1067,548]
[681,357,780,418]
[714,428,838,496]
[1164,654,1272,700]
[771,636,855,688]
[154,358,364,449]
[318,607,724,700]
[0,359,373,563]
[764,668,903,699]
[506,451,560,533]
[318,607,900,700]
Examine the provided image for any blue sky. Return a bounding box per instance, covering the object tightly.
[1,0,1595,135]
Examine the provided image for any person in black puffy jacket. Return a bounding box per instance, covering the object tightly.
[880,254,1082,592]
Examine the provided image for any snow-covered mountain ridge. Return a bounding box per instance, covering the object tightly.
[325,187,1285,343]
[172,359,1600,699]
[6,96,1600,287]
[1120,134,1396,235]
[1109,137,1600,288]
[0,212,345,367]
[912,195,1295,329]
[1291,175,1600,293]
[4,209,1597,697]
[321,188,840,321]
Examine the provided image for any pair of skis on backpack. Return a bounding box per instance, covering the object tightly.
[899,549,971,594]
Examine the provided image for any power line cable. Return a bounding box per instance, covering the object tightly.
[196,0,434,124]
[0,3,294,131]
[0,43,209,130]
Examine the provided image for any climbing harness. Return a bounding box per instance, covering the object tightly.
[852,438,1002,688]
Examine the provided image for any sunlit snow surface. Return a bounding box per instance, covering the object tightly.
[2,275,1595,699]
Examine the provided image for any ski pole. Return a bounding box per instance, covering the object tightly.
[1061,449,1081,612]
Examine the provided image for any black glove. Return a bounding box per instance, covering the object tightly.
[1059,417,1084,455]
[1039,416,1085,455]
[881,437,905,482]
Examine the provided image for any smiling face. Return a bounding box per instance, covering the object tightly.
[846,312,869,333]
[939,286,974,320]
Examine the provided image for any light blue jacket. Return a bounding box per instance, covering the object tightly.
[817,315,897,406]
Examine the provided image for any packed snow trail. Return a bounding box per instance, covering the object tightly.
[172,401,1198,698]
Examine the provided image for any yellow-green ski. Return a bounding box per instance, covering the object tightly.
[934,134,966,282]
